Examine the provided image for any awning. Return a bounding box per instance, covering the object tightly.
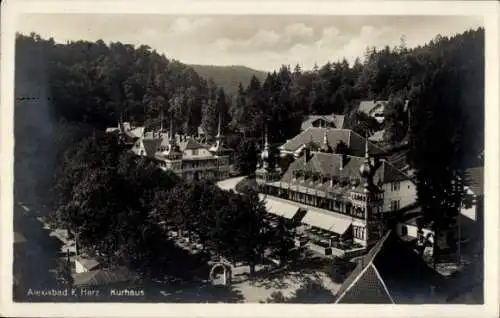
[259,194,300,219]
[329,219,352,235]
[302,208,352,235]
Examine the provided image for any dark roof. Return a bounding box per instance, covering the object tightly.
[74,267,136,287]
[179,137,205,151]
[301,114,345,130]
[337,264,393,303]
[335,230,444,304]
[280,152,409,185]
[280,128,384,157]
[385,149,410,171]
[465,166,484,196]
[142,138,162,158]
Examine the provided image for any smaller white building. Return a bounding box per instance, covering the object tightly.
[130,116,233,182]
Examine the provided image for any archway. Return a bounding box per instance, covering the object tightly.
[209,262,232,286]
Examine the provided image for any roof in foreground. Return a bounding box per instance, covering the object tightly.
[75,256,100,270]
[335,230,444,304]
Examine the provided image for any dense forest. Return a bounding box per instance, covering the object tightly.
[16,28,483,151]
[14,27,484,202]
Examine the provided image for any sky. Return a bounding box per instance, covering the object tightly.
[16,14,483,72]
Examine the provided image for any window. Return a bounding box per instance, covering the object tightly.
[391,200,400,211]
[354,207,364,218]
[391,182,400,191]
[193,149,199,156]
[353,226,365,240]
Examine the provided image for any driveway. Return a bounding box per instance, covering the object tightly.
[216,176,247,192]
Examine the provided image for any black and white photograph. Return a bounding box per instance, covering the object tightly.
[1,1,499,317]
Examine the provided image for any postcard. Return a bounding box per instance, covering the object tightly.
[1,0,499,317]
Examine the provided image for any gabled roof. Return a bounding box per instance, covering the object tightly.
[385,149,410,172]
[280,128,384,157]
[126,127,144,139]
[75,256,100,270]
[335,230,444,304]
[179,137,205,151]
[301,114,345,130]
[280,152,409,185]
[74,267,136,287]
[142,138,162,158]
[465,166,484,196]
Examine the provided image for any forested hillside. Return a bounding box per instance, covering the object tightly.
[15,27,484,202]
[189,64,267,97]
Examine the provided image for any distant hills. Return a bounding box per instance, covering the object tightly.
[189,64,268,97]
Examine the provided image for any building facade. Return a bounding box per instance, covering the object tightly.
[129,117,233,182]
[277,128,416,213]
[257,130,388,257]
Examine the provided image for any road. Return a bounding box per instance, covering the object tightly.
[216,176,246,192]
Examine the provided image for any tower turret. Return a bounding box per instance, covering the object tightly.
[256,125,281,186]
[210,112,225,154]
[261,127,271,170]
[320,123,332,153]
[209,111,232,180]
[165,117,182,160]
[349,137,384,248]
